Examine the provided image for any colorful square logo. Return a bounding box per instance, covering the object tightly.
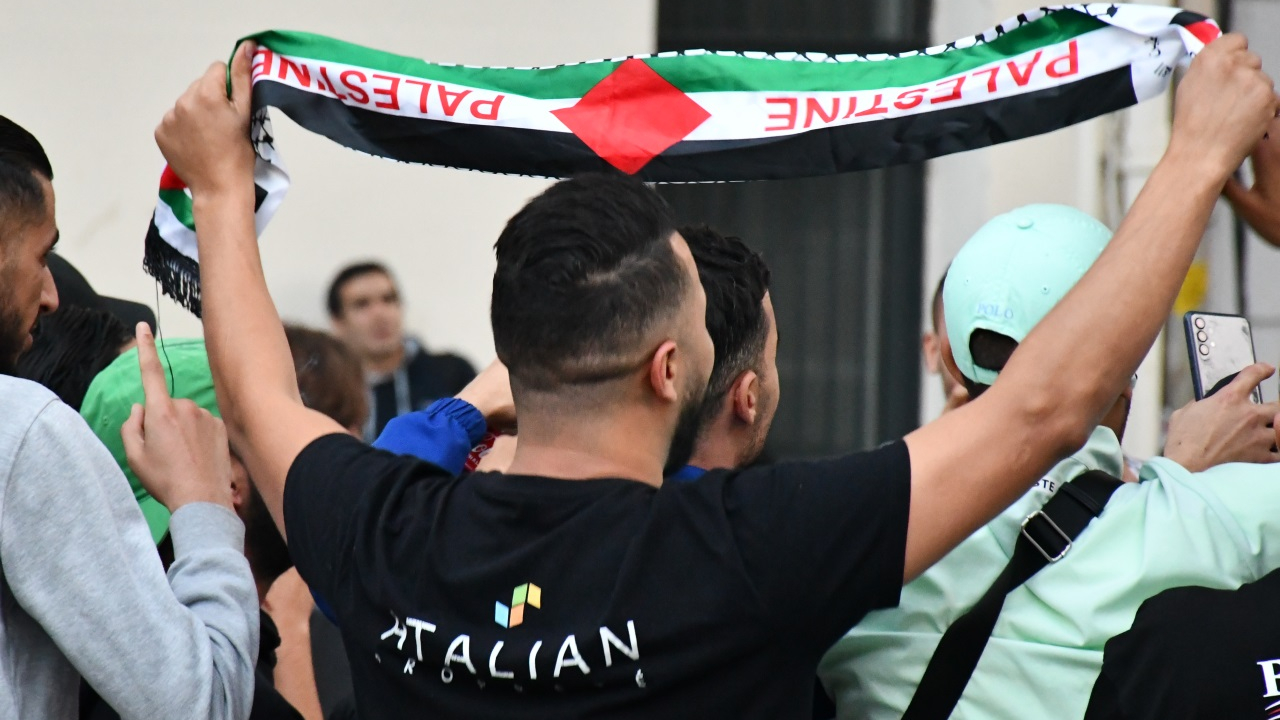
[494,582,541,628]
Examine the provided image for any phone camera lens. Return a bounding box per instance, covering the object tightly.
[1197,331,1208,342]
[1194,317,1206,329]
[1199,343,1210,356]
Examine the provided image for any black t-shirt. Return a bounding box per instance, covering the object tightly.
[284,434,911,719]
[1085,568,1280,720]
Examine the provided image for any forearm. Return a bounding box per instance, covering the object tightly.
[156,504,261,720]
[271,615,324,720]
[194,190,301,432]
[12,504,258,720]
[192,189,312,529]
[995,146,1225,453]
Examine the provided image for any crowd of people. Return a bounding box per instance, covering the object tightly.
[0,29,1279,720]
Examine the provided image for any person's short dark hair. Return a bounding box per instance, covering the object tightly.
[0,116,53,237]
[491,173,685,391]
[961,328,1019,399]
[327,262,394,319]
[679,225,771,403]
[284,324,369,431]
[931,272,947,334]
[16,305,133,410]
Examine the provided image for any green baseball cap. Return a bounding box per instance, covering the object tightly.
[943,204,1113,386]
[80,338,219,545]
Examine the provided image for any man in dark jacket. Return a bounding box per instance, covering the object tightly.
[326,261,475,439]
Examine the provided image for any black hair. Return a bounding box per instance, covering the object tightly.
[961,328,1019,399]
[0,116,53,236]
[327,261,395,318]
[930,271,947,334]
[16,305,133,410]
[679,225,771,402]
[491,173,685,391]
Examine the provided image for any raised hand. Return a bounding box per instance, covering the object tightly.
[122,323,235,512]
[1224,117,1280,247]
[1170,34,1278,186]
[1164,362,1280,471]
[154,41,257,198]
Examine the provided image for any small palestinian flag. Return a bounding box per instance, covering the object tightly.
[145,3,1219,315]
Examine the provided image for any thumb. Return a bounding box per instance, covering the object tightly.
[229,40,256,111]
[1228,362,1275,398]
[121,403,146,469]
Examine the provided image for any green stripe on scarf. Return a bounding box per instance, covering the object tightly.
[242,11,1103,100]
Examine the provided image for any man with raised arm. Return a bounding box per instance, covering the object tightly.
[155,36,1276,718]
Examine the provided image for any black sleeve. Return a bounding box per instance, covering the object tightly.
[284,434,428,604]
[714,440,911,648]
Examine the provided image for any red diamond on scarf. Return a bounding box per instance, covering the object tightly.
[552,58,711,175]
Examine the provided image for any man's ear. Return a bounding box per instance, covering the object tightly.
[648,340,681,403]
[940,338,964,388]
[229,456,249,511]
[922,331,941,374]
[731,370,760,424]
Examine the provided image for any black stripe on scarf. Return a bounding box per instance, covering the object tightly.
[251,66,1138,183]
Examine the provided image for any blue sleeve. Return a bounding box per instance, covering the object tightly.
[372,397,487,476]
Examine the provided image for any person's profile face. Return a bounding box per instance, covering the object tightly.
[658,231,714,474]
[669,232,715,390]
[0,174,59,375]
[752,292,781,449]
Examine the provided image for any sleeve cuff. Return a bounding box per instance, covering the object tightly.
[425,397,487,447]
[169,503,245,558]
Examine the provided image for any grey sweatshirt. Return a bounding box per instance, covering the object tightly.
[0,376,258,719]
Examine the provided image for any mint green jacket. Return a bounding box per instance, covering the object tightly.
[819,426,1280,719]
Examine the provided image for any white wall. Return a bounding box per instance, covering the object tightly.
[1,0,657,366]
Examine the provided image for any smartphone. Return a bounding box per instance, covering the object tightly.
[1184,311,1262,403]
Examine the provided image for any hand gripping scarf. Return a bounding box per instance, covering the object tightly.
[145,3,1219,315]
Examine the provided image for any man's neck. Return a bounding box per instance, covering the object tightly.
[687,411,746,472]
[504,408,669,487]
[687,439,738,473]
[363,342,405,378]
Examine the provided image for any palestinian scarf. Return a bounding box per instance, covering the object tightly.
[145,3,1219,315]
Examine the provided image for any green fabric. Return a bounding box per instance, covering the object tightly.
[242,12,1102,99]
[79,338,219,545]
[943,203,1113,386]
[157,189,194,231]
[818,433,1280,719]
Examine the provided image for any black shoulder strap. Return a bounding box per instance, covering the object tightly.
[901,469,1124,720]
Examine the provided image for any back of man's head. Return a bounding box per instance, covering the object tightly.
[285,324,369,434]
[679,224,771,403]
[944,204,1112,397]
[491,173,687,393]
[0,116,53,234]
